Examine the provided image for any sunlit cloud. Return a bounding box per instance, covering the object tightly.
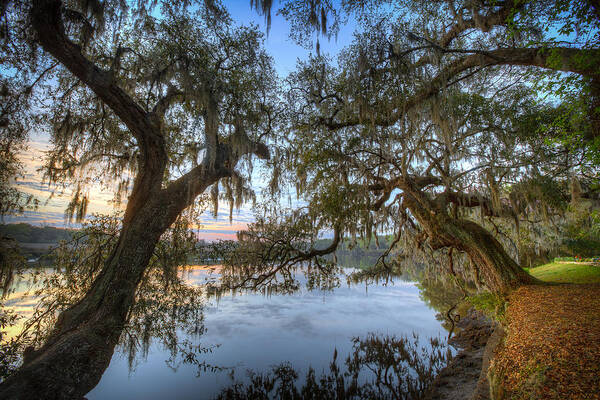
[2,211,79,228]
[10,135,257,240]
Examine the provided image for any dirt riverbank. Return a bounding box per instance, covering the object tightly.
[425,309,500,400]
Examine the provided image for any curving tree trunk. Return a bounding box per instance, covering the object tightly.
[0,2,271,397]
[403,192,539,293]
[435,218,538,293]
[0,163,232,399]
[0,216,164,399]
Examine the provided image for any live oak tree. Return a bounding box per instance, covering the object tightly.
[276,0,600,151]
[221,0,599,294]
[1,0,599,397]
[0,214,217,381]
[0,0,278,398]
[226,60,594,295]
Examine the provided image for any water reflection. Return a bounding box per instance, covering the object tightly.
[92,267,446,399]
[2,272,44,338]
[216,333,450,400]
[2,266,450,399]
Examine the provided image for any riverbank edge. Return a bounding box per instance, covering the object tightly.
[424,308,504,400]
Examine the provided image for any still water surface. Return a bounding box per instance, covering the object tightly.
[6,266,446,399]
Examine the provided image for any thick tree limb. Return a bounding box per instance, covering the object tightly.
[435,190,514,218]
[413,0,521,67]
[368,175,443,192]
[152,86,185,117]
[30,0,166,163]
[163,135,270,219]
[323,47,600,130]
[297,225,341,258]
[30,0,173,224]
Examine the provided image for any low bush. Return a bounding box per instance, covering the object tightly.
[467,292,506,322]
[553,257,575,262]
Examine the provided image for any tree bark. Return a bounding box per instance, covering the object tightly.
[0,232,158,398]
[403,192,538,293]
[0,208,164,399]
[0,162,230,399]
[437,218,537,293]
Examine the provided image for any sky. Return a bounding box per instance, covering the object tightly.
[6,1,357,240]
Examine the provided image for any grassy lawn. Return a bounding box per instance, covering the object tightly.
[524,262,600,284]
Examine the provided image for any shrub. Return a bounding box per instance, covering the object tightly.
[467,292,506,322]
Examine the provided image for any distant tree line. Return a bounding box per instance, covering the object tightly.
[0,223,75,244]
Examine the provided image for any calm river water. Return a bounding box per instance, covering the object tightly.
[4,266,447,399]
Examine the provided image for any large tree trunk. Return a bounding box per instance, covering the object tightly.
[2,2,267,398]
[436,218,538,293]
[0,198,172,399]
[0,161,230,399]
[404,193,539,293]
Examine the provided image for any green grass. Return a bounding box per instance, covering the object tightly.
[467,292,506,321]
[525,262,600,284]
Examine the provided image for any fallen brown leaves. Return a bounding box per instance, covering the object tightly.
[492,284,600,400]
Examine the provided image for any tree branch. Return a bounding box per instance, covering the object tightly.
[30,0,166,161]
[152,85,185,117]
[436,190,514,218]
[323,46,600,130]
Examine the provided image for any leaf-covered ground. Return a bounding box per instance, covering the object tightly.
[492,284,600,399]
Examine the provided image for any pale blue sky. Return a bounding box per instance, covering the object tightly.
[227,1,357,75]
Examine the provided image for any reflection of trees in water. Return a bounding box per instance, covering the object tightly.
[401,261,478,336]
[346,259,475,335]
[217,333,451,400]
[124,266,455,398]
[205,252,455,399]
[1,216,454,397]
[3,264,453,399]
[0,264,216,378]
[121,271,211,374]
[0,215,216,379]
[416,278,470,335]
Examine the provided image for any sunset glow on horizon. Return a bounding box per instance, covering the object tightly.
[8,138,255,241]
